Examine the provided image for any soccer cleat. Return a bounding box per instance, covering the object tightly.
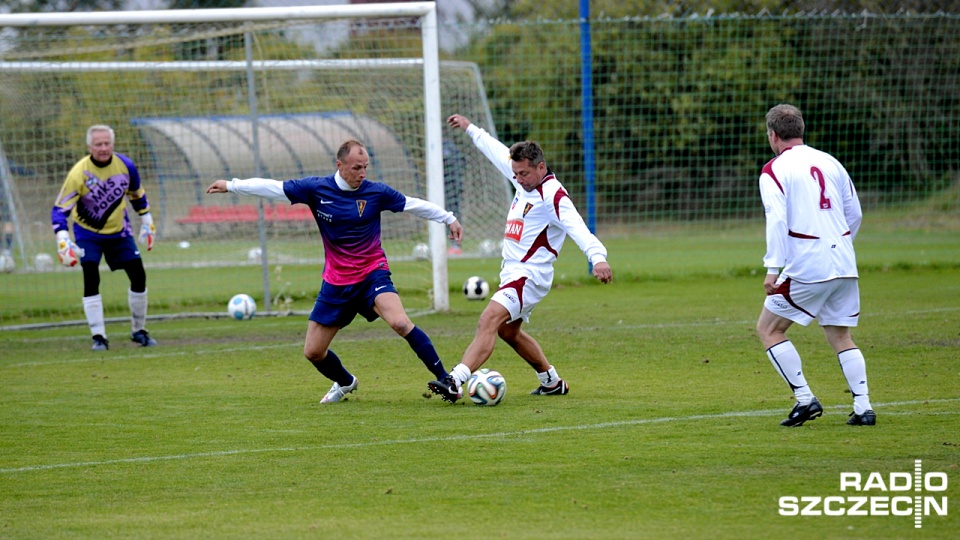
[530,378,569,395]
[847,410,876,426]
[320,376,358,404]
[130,329,158,347]
[91,334,109,351]
[780,397,823,427]
[427,375,462,403]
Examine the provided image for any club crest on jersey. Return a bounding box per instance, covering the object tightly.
[504,218,523,242]
[522,202,533,217]
[356,200,367,217]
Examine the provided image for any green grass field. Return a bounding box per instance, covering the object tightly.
[2,264,958,538]
[3,210,959,323]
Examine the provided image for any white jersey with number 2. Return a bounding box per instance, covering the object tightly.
[464,124,607,268]
[759,144,862,283]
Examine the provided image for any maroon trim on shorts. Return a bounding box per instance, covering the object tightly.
[772,277,816,319]
[498,276,527,313]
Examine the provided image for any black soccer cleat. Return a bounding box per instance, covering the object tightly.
[530,378,569,395]
[428,376,462,404]
[91,334,109,351]
[780,397,823,427]
[847,410,876,426]
[130,329,158,347]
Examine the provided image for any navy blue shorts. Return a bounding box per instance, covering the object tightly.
[309,269,398,327]
[77,234,141,271]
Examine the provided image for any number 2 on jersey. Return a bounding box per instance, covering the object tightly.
[810,166,832,210]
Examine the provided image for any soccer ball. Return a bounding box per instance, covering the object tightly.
[467,368,507,406]
[463,276,489,300]
[34,253,54,272]
[247,247,262,263]
[412,242,430,260]
[0,252,14,273]
[228,293,257,320]
[478,238,498,257]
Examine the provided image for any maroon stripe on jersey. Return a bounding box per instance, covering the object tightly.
[520,227,559,263]
[498,276,527,313]
[761,159,784,194]
[842,230,851,236]
[535,172,557,199]
[552,187,569,218]
[788,230,819,239]
[772,278,816,319]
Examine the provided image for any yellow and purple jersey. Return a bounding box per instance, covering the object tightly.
[51,153,150,240]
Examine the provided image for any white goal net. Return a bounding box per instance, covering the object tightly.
[0,4,509,325]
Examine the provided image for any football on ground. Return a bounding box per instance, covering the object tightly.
[228,293,257,321]
[468,368,506,406]
[463,276,489,300]
[412,242,430,260]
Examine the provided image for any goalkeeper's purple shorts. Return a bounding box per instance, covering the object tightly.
[76,232,140,271]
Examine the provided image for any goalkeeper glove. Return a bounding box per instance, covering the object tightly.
[55,230,84,267]
[138,212,155,251]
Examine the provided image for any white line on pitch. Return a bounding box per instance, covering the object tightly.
[2,398,957,474]
[4,343,299,368]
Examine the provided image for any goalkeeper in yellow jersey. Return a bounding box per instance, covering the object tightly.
[51,125,158,351]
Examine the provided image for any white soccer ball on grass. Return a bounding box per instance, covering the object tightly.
[468,368,507,406]
[228,293,257,321]
[34,253,54,272]
[463,276,489,301]
[478,238,498,257]
[412,242,430,260]
[0,252,14,273]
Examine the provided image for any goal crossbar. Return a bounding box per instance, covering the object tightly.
[0,3,437,26]
[0,2,451,312]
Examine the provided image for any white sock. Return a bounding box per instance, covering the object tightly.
[766,341,814,405]
[129,289,148,333]
[838,348,872,414]
[538,365,561,387]
[82,294,106,337]
[451,363,472,386]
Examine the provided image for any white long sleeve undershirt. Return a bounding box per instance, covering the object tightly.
[225,176,457,225]
[224,177,288,202]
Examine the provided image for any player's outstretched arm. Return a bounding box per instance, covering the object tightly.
[205,178,288,202]
[206,179,228,194]
[447,114,472,131]
[593,261,613,284]
[448,220,464,245]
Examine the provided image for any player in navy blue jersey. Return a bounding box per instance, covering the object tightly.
[206,140,463,404]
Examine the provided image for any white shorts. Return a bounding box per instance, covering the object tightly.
[490,262,554,323]
[764,276,860,327]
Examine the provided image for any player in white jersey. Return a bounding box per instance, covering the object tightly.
[756,104,875,427]
[429,114,613,403]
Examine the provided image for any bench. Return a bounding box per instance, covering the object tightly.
[176,203,314,225]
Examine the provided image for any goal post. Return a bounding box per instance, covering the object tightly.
[0,3,507,324]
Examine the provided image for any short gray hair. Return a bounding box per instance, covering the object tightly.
[86,125,115,146]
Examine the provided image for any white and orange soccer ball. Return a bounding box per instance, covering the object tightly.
[467,368,506,406]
